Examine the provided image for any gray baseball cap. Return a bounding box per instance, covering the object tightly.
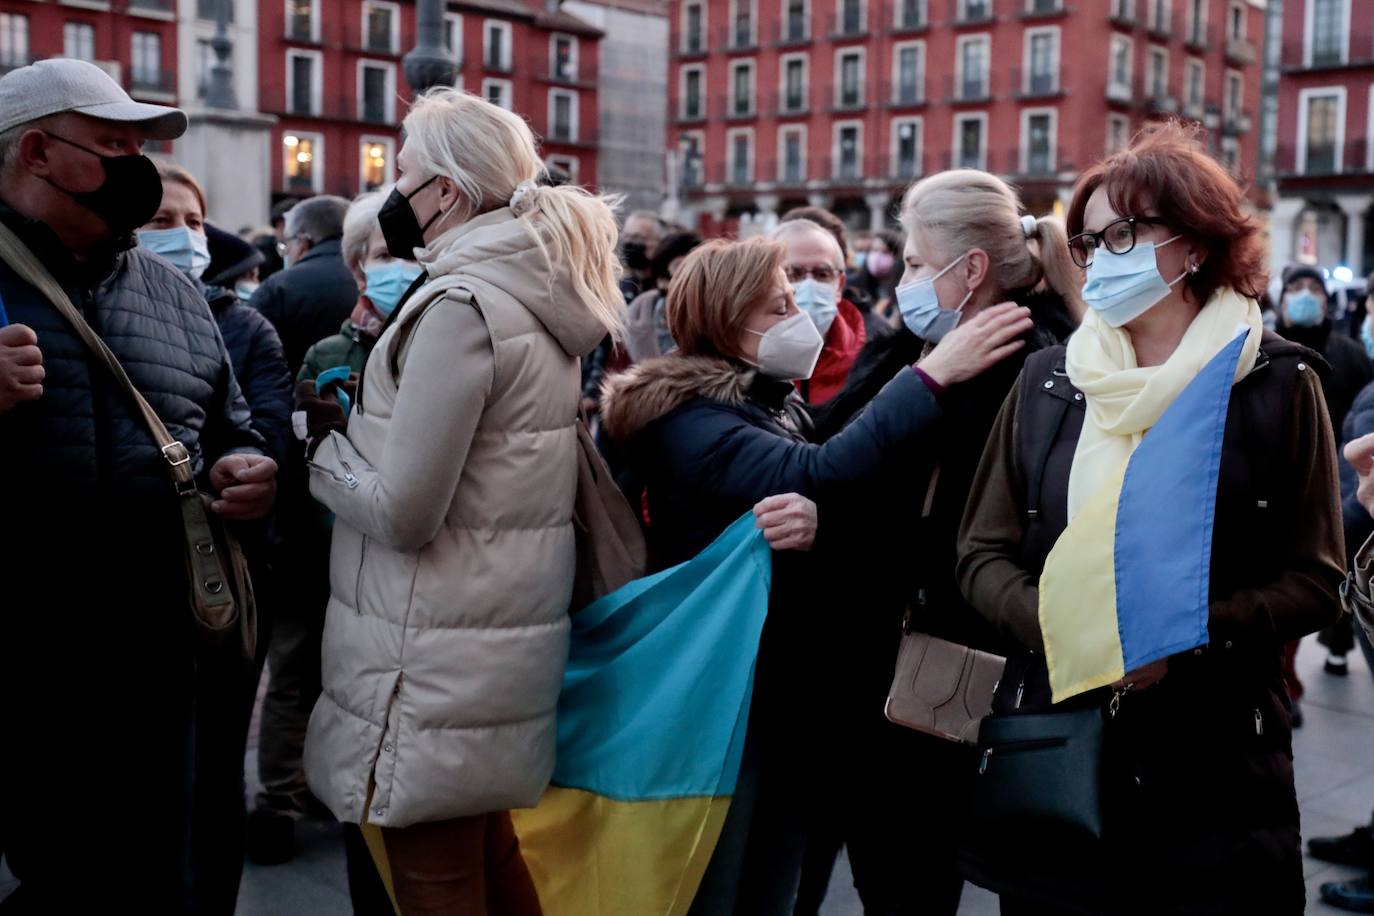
[0,58,187,140]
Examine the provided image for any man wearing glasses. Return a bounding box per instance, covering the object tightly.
[772,217,874,405]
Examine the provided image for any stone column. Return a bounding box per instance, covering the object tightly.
[179,107,279,230]
[1337,194,1373,274]
[1267,196,1306,275]
[866,191,892,230]
[807,191,834,210]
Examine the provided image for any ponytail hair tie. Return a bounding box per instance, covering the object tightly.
[509,180,539,217]
[1020,214,1039,239]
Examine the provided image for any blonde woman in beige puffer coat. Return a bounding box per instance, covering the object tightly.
[299,86,626,912]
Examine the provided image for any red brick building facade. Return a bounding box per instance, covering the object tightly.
[260,0,604,206]
[668,0,1265,231]
[0,0,180,132]
[1270,0,1373,277]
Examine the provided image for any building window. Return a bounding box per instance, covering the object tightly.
[897,0,925,28]
[1188,0,1207,44]
[549,89,577,142]
[484,20,512,71]
[780,126,806,183]
[1225,69,1242,120]
[363,2,398,54]
[683,2,704,53]
[286,0,316,42]
[681,65,704,119]
[1109,34,1133,99]
[1299,88,1344,174]
[1107,113,1130,152]
[359,61,395,123]
[63,22,95,61]
[1147,47,1168,100]
[782,55,807,111]
[955,114,986,170]
[730,61,755,116]
[443,14,463,63]
[287,50,321,115]
[959,0,991,21]
[1113,0,1134,21]
[547,154,579,184]
[893,117,922,179]
[957,35,989,100]
[282,132,321,192]
[483,78,513,109]
[0,14,28,70]
[835,122,861,179]
[837,49,864,108]
[131,32,161,91]
[197,0,235,21]
[783,0,808,40]
[1025,28,1058,95]
[1228,2,1245,39]
[679,132,704,186]
[551,34,577,80]
[894,42,923,105]
[1147,0,1169,31]
[360,136,394,191]
[196,39,213,97]
[1022,109,1056,174]
[1309,0,1346,66]
[729,128,754,184]
[731,0,755,47]
[1184,59,1205,114]
[838,0,864,34]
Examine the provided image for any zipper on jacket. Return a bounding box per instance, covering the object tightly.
[306,437,359,489]
[354,536,368,613]
[979,736,1068,774]
[1014,676,1026,710]
[1255,708,1264,736]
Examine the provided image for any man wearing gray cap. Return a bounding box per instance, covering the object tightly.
[0,59,276,913]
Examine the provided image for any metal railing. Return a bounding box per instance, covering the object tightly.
[130,68,176,95]
[1275,140,1372,177]
[129,0,176,12]
[952,0,995,25]
[1013,67,1060,99]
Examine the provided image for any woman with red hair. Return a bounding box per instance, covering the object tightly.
[958,121,1344,912]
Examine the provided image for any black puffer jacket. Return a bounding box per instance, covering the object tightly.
[247,237,358,378]
[1341,379,1374,561]
[207,286,293,472]
[0,204,262,506]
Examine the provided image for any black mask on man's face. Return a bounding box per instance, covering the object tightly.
[42,133,162,237]
[377,176,442,260]
[621,240,650,272]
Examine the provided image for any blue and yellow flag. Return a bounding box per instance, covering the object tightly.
[1038,329,1250,703]
[510,512,772,915]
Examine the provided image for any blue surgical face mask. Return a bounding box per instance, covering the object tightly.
[236,281,259,303]
[895,252,971,343]
[1361,319,1374,360]
[1080,235,1187,328]
[1283,290,1326,328]
[363,260,424,318]
[792,277,839,337]
[140,226,212,281]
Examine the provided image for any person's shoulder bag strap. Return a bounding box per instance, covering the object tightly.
[0,220,253,659]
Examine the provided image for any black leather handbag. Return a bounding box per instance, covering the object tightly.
[970,707,1106,839]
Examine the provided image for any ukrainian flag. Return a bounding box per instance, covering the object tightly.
[510,512,773,915]
[1038,328,1250,703]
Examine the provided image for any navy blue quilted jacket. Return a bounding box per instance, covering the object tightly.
[207,287,293,472]
[0,204,263,539]
[1341,379,1374,561]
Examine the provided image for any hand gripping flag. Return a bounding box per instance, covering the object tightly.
[1038,328,1250,703]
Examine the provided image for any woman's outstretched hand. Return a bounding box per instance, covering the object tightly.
[918,303,1033,387]
[754,493,817,552]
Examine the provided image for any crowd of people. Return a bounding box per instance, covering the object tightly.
[5,55,1374,916]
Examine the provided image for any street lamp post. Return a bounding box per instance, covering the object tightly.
[205,0,238,110]
[405,0,459,95]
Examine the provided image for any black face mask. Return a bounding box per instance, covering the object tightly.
[43,133,163,237]
[378,176,442,260]
[621,240,650,272]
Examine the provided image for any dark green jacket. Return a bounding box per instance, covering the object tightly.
[296,316,377,384]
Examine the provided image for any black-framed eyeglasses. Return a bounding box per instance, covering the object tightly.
[786,265,840,284]
[1067,216,1166,268]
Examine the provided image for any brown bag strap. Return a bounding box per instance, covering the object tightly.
[0,220,197,491]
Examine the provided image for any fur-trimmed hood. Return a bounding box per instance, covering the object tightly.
[600,355,756,443]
